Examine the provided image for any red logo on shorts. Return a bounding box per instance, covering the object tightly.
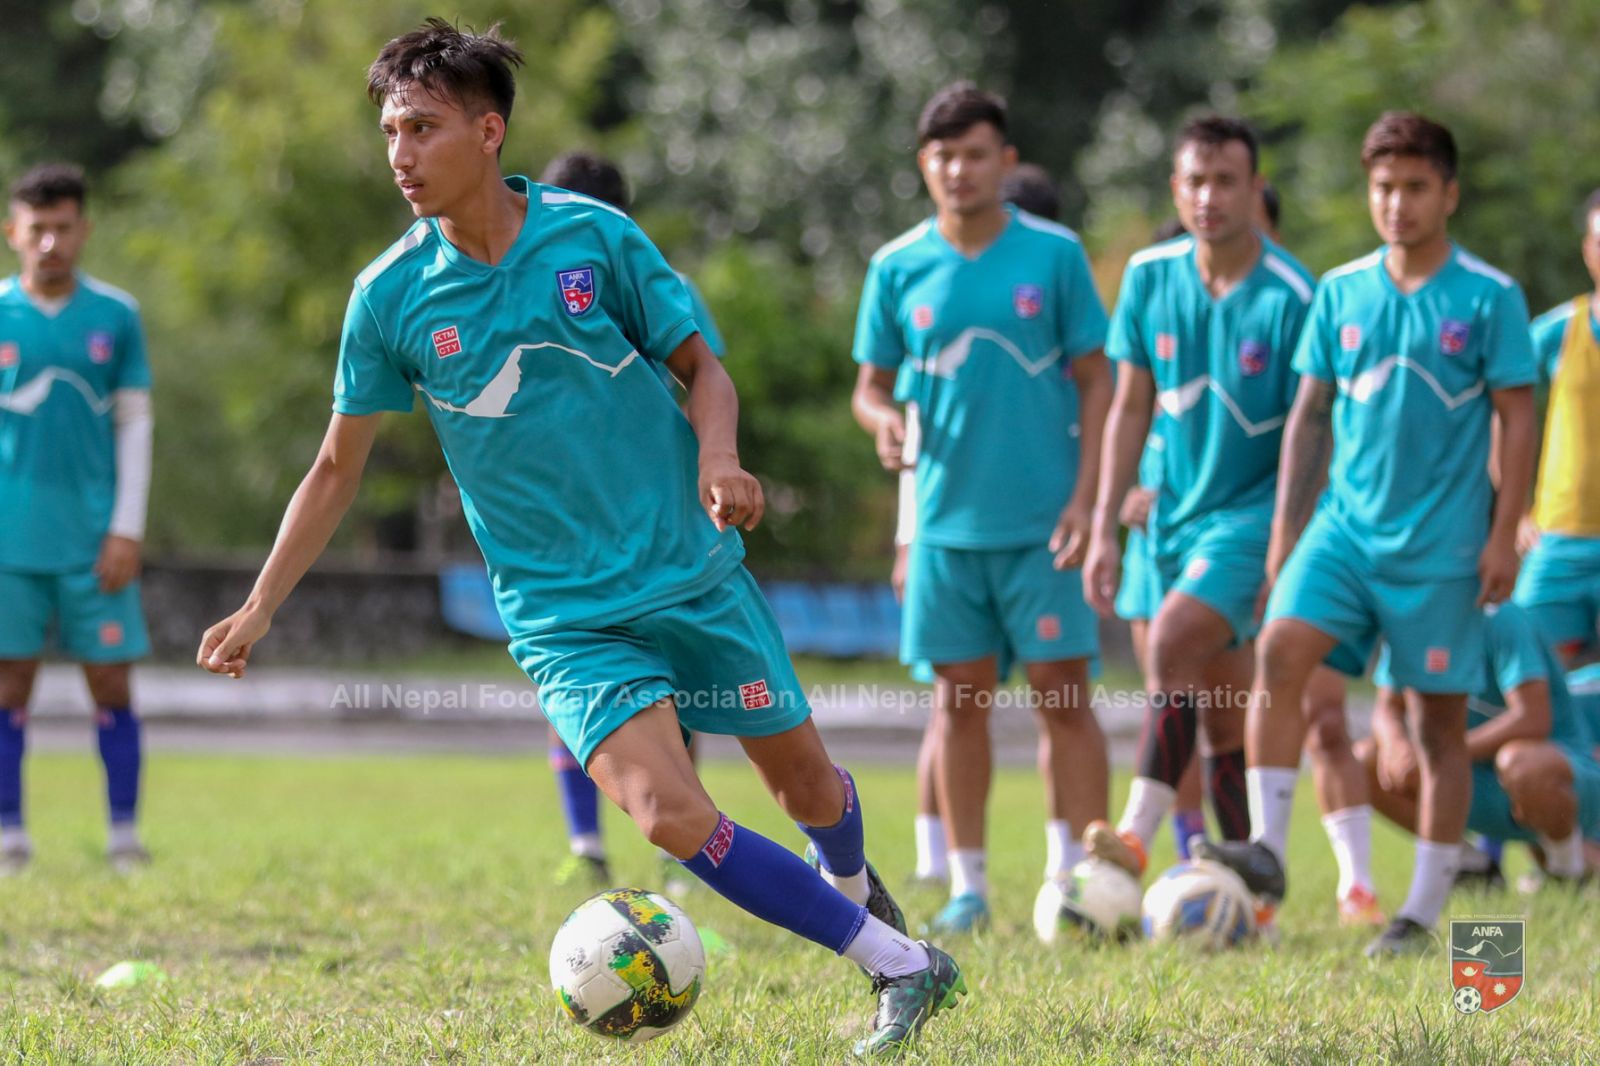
[1037,614,1062,641]
[1340,324,1363,351]
[912,305,934,330]
[99,621,124,648]
[1155,333,1177,360]
[431,325,462,358]
[739,680,773,710]
[1425,647,1450,674]
[1185,558,1211,580]
[0,342,17,368]
[701,813,735,867]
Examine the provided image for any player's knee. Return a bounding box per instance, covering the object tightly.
[1351,736,1377,770]
[1255,623,1317,695]
[1303,705,1350,760]
[626,787,718,857]
[1494,740,1568,794]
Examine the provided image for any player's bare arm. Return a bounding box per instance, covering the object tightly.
[1084,358,1154,611]
[667,333,763,533]
[1052,349,1111,570]
[1480,384,1535,605]
[850,364,907,472]
[1267,375,1336,581]
[1464,679,1551,763]
[197,412,382,677]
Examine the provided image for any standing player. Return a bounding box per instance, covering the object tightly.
[851,83,1113,932]
[1515,189,1600,662]
[196,21,963,1055]
[1,164,154,875]
[1083,117,1314,882]
[1196,112,1538,957]
[533,149,724,895]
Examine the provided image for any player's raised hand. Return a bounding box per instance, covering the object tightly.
[95,534,142,593]
[1374,732,1419,794]
[197,606,272,680]
[873,411,907,472]
[1081,532,1121,616]
[700,455,765,532]
[1050,500,1093,571]
[1476,533,1519,607]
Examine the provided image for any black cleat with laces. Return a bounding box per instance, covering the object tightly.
[1365,916,1436,958]
[1192,838,1288,902]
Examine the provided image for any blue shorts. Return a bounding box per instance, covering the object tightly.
[1150,508,1270,644]
[0,568,150,662]
[1115,527,1158,623]
[1514,533,1600,653]
[902,541,1098,666]
[1266,516,1483,692]
[510,566,812,767]
[1468,746,1600,843]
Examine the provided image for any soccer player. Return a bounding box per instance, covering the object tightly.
[851,83,1113,932]
[196,21,962,1055]
[533,149,724,895]
[1358,603,1599,885]
[1082,117,1315,883]
[1,163,154,875]
[1195,112,1538,958]
[1515,189,1600,662]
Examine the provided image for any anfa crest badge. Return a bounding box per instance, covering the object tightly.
[1450,918,1524,1014]
[557,266,596,316]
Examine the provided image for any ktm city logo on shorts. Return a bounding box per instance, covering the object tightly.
[1340,324,1363,351]
[1185,558,1211,580]
[0,342,18,368]
[912,305,934,330]
[99,621,124,648]
[432,326,462,358]
[701,813,736,867]
[1155,332,1177,360]
[1036,614,1062,641]
[1426,647,1451,673]
[739,679,773,711]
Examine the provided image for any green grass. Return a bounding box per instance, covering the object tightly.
[4,754,1596,1063]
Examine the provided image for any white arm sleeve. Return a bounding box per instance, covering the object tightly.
[109,388,153,540]
[893,403,920,547]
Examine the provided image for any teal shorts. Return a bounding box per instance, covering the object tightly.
[902,540,1099,666]
[1467,746,1600,843]
[1115,527,1158,623]
[1150,508,1270,644]
[510,566,811,767]
[0,568,150,662]
[1514,533,1600,654]
[1266,515,1483,692]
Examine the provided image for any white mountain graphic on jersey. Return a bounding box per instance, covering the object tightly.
[1157,375,1287,438]
[1338,355,1485,409]
[0,368,114,415]
[910,327,1062,379]
[416,342,641,418]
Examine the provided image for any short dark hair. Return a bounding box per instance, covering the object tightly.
[1151,218,1188,243]
[917,82,1007,145]
[1360,111,1457,181]
[540,151,629,211]
[8,163,87,210]
[1261,181,1281,228]
[367,18,525,123]
[1174,115,1258,174]
[1001,163,1059,221]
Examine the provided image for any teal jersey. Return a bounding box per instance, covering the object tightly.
[853,207,1109,549]
[1106,235,1313,542]
[0,273,151,573]
[1564,662,1600,747]
[650,271,724,394]
[1376,603,1592,749]
[1293,244,1537,580]
[334,177,741,635]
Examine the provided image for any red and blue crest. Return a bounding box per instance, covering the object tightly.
[1239,339,1268,377]
[557,266,596,316]
[1013,284,1043,320]
[87,331,114,364]
[1440,319,1470,356]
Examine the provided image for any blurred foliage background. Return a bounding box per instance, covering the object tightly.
[4,0,1596,579]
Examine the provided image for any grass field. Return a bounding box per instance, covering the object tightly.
[3,753,1596,1064]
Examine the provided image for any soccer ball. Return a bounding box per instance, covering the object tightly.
[549,888,705,1043]
[1453,985,1483,1014]
[1141,860,1256,949]
[1033,857,1143,943]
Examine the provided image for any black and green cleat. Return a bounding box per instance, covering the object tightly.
[854,943,967,1058]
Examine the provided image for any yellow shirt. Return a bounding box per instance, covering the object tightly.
[1532,295,1600,533]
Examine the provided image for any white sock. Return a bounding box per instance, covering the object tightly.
[1,826,29,852]
[1321,805,1375,899]
[1538,830,1585,877]
[1117,777,1178,846]
[1044,820,1082,880]
[107,823,141,853]
[1247,767,1299,862]
[841,913,932,978]
[821,866,871,906]
[949,848,987,900]
[1398,839,1460,928]
[914,814,947,878]
[569,833,604,859]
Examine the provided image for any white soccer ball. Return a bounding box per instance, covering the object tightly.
[1141,860,1256,949]
[1453,985,1482,1014]
[549,888,705,1043]
[1033,857,1143,943]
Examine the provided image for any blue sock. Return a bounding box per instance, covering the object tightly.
[1172,809,1207,860]
[682,813,867,953]
[96,706,141,824]
[0,710,23,829]
[549,741,601,841]
[797,765,866,876]
[1478,835,1504,863]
